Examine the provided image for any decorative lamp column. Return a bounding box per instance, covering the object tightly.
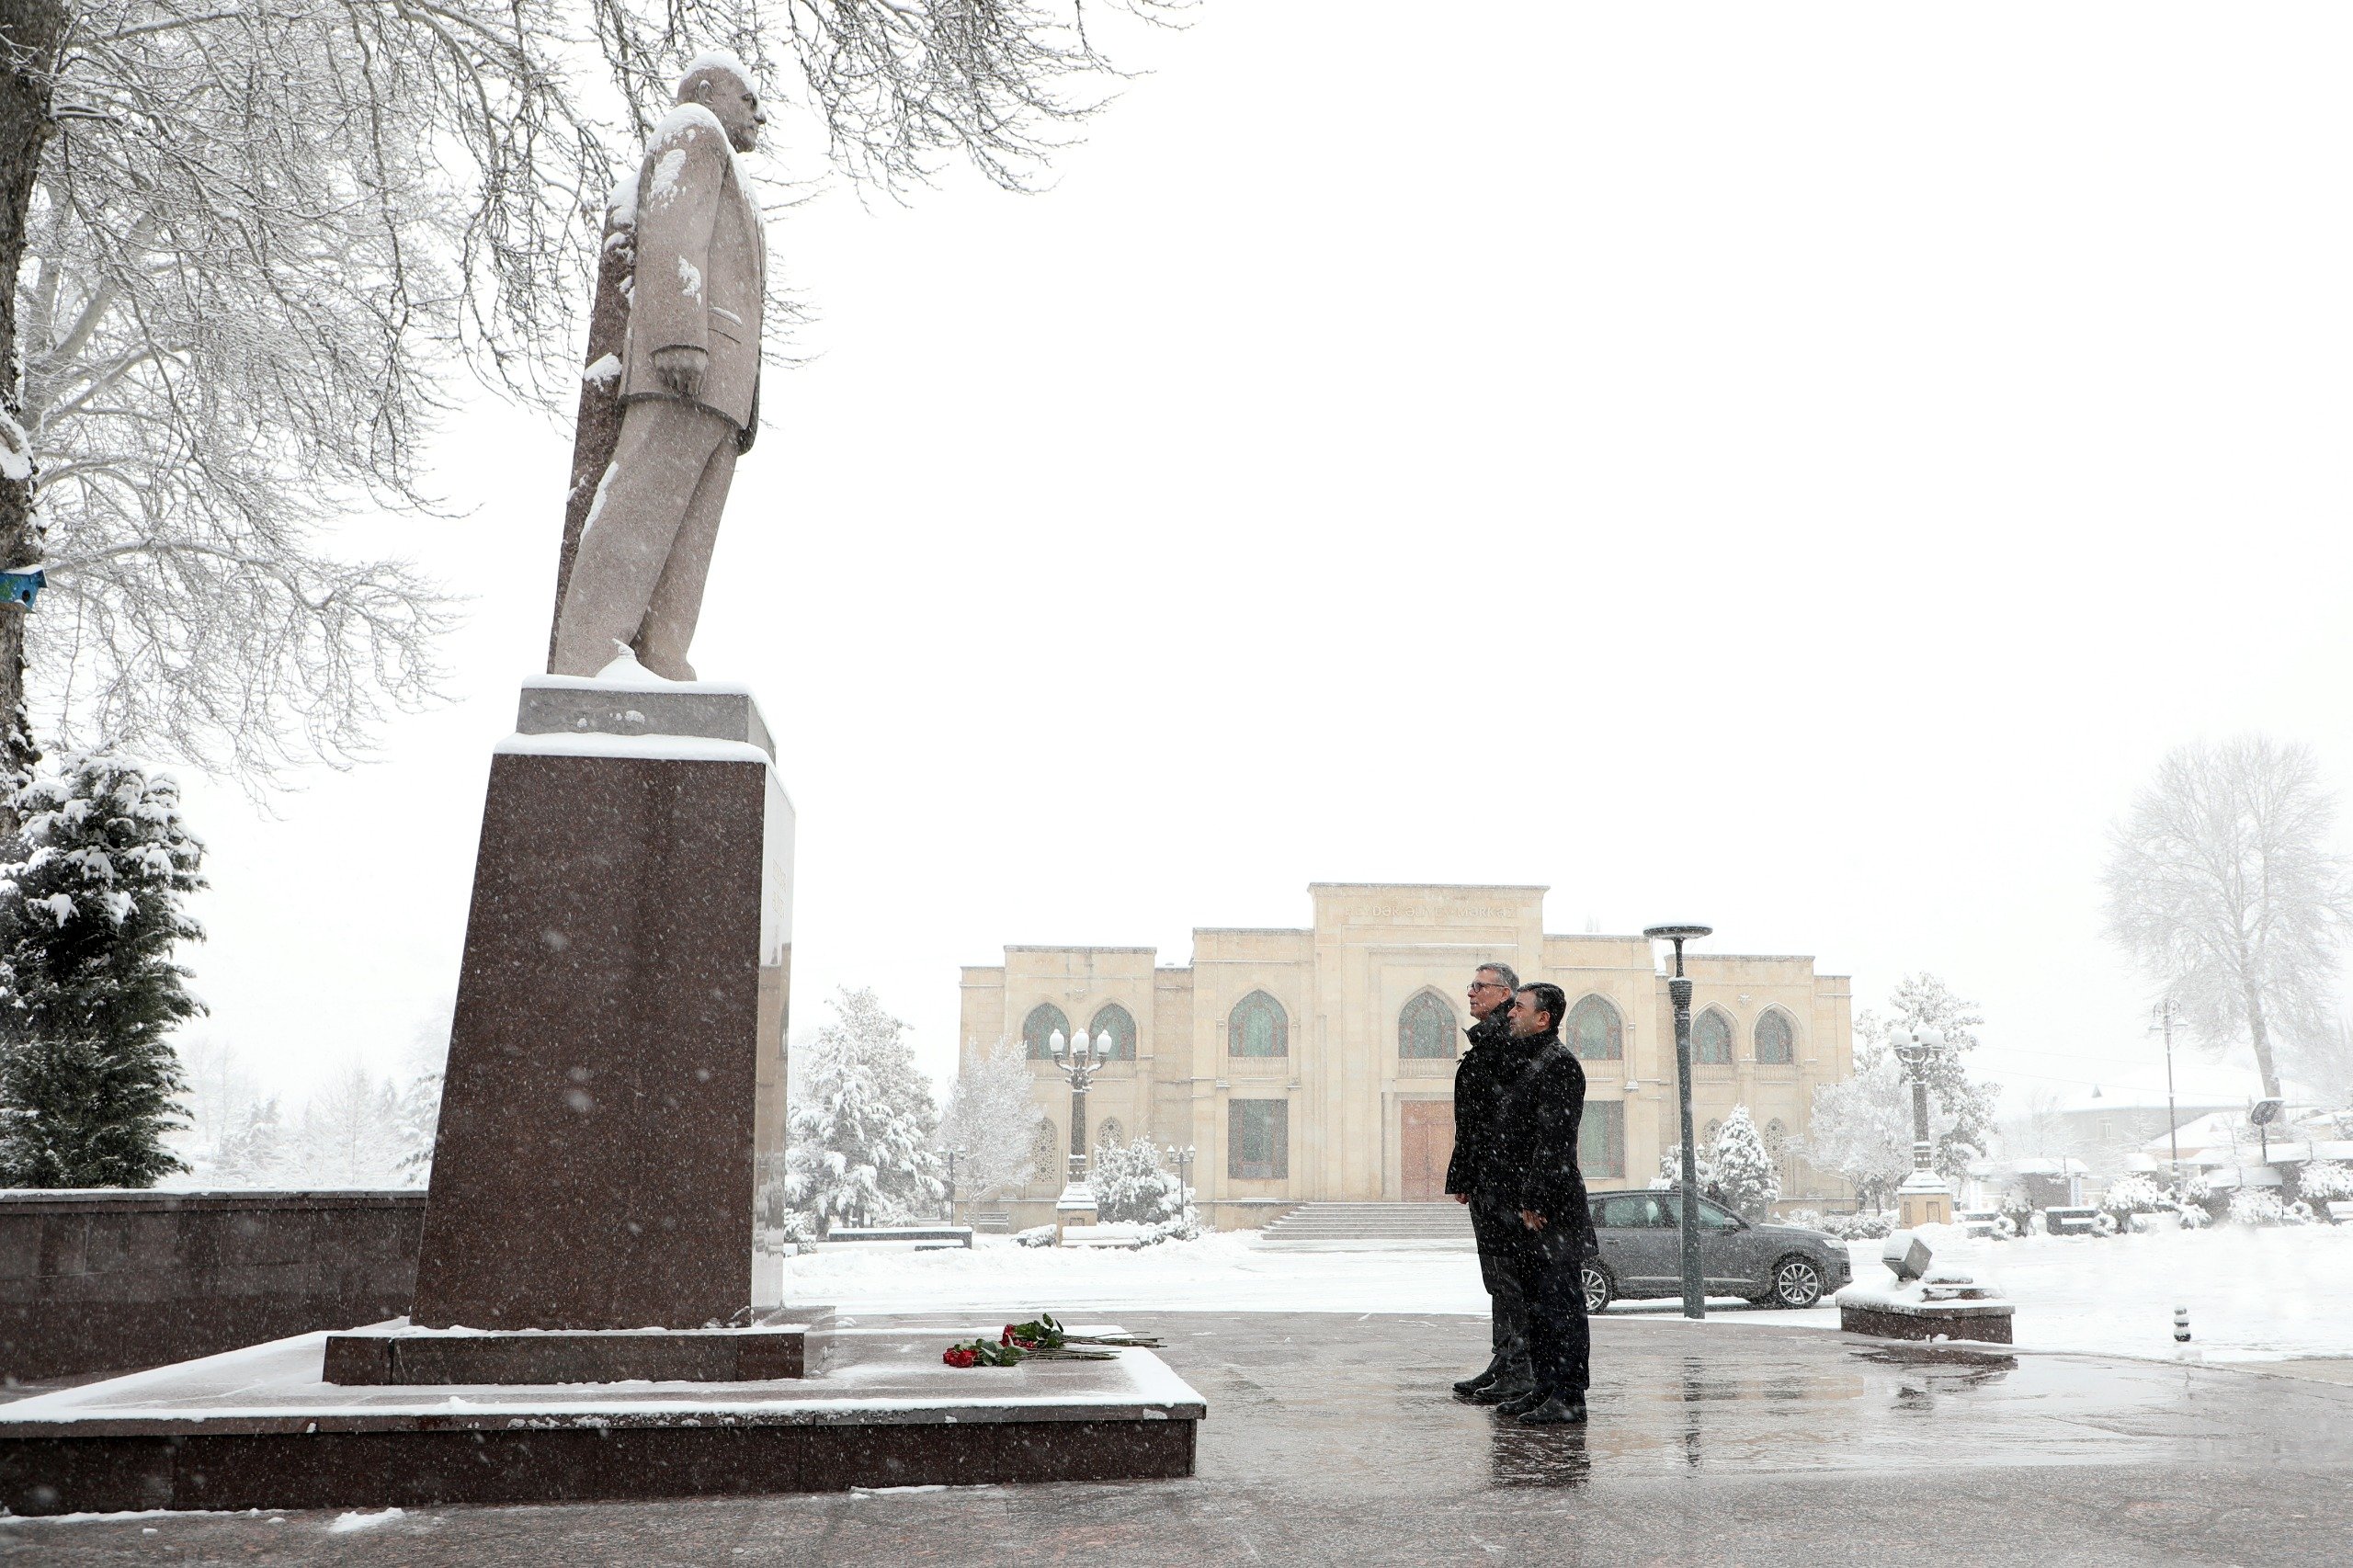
[1893,1027,1954,1226]
[1644,924,1713,1321]
[1048,1027,1110,1237]
[943,1146,965,1222]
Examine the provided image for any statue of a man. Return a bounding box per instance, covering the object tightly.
[550,58,767,680]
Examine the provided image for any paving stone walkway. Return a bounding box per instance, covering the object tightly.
[6,1312,2350,1565]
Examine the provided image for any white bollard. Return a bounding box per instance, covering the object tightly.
[2173,1304,2190,1344]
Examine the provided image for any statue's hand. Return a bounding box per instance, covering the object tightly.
[653,345,708,399]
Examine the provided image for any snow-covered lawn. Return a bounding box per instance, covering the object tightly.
[788,1222,2353,1367]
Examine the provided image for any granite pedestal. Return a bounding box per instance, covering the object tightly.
[0,680,1207,1508]
[406,679,793,1341]
[0,1322,1203,1514]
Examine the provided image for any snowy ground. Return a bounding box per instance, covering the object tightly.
[789,1222,2353,1367]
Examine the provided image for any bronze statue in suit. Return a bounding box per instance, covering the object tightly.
[551,59,767,681]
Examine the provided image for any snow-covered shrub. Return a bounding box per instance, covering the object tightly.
[2285,1199,2319,1225]
[2103,1175,2166,1216]
[1090,1139,1185,1225]
[1138,1214,1202,1245]
[1822,1210,1894,1241]
[1990,1215,2018,1241]
[2226,1189,2287,1227]
[1014,1224,1055,1248]
[2091,1211,2120,1237]
[2294,1161,2353,1204]
[2177,1203,2211,1230]
[1781,1209,1825,1232]
[1708,1107,1781,1220]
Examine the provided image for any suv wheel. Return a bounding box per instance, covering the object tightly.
[1581,1262,1614,1313]
[1770,1256,1825,1309]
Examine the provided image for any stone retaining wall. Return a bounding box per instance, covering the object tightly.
[0,1189,425,1383]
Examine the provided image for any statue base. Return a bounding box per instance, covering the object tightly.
[322,1308,835,1385]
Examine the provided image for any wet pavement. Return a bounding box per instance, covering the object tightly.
[6,1311,2351,1564]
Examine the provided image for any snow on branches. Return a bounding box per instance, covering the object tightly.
[784,987,941,1233]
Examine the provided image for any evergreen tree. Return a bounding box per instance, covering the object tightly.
[0,752,205,1187]
[784,988,941,1233]
[1709,1106,1782,1220]
[214,1095,288,1184]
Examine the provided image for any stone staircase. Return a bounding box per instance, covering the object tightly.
[1255,1202,1477,1250]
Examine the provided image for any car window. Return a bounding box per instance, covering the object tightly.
[1597,1194,1656,1228]
[1656,1194,1738,1231]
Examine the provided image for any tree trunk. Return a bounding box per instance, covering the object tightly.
[0,0,68,832]
[2243,977,2282,1102]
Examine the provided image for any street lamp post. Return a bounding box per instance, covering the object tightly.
[1047,1028,1113,1233]
[2151,997,2180,1181]
[1891,1026,1953,1226]
[1645,924,1713,1321]
[943,1146,966,1221]
[1165,1142,1197,1222]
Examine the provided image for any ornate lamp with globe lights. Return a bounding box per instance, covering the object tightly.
[1047,1027,1114,1235]
[1890,1025,1954,1226]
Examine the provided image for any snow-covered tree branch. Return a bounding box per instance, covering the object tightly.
[938,1034,1038,1203]
[0,0,1180,798]
[2103,735,2353,1102]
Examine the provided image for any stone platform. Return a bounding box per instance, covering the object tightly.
[0,1320,1202,1515]
[321,1308,835,1385]
[10,1312,2353,1565]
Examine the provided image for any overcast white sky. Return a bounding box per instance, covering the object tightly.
[165,4,2353,1119]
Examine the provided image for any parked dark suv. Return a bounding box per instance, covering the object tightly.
[1582,1191,1850,1311]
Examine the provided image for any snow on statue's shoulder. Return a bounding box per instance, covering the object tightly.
[647,102,728,153]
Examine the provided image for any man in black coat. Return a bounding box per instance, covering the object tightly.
[1445,961,1539,1402]
[1493,981,1592,1425]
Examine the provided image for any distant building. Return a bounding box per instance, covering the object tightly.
[958,883,1855,1229]
[1995,1086,2242,1187]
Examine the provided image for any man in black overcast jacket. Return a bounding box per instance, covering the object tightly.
[1445,960,1539,1402]
[1493,981,1592,1425]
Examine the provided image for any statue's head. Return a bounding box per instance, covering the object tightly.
[677,55,765,153]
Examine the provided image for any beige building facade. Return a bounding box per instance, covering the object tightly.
[958,884,1855,1229]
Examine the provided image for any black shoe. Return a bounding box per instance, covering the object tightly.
[1515,1392,1588,1426]
[1451,1366,1498,1396]
[1494,1385,1547,1416]
[1469,1371,1536,1406]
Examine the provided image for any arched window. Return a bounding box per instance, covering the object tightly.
[1022,1003,1071,1061]
[1755,1008,1796,1064]
[1089,1004,1138,1061]
[1694,1007,1733,1065]
[1030,1117,1061,1178]
[1097,1118,1125,1150]
[1565,994,1622,1062]
[1228,991,1289,1057]
[1398,990,1457,1059]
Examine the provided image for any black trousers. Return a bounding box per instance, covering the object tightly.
[1501,1218,1591,1395]
[1468,1197,1529,1363]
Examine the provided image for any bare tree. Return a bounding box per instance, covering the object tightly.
[2104,736,2353,1102]
[938,1035,1038,1202]
[0,0,1180,805]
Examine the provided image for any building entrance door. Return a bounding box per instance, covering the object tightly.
[1400,1101,1455,1200]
